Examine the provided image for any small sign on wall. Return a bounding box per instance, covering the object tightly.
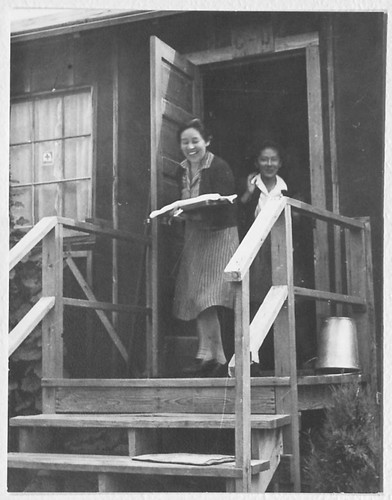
[42,151,54,165]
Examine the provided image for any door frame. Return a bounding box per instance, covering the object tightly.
[150,31,337,376]
[185,32,329,213]
[186,30,334,325]
[150,36,202,376]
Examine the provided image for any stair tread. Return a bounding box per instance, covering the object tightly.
[10,413,291,429]
[8,452,270,478]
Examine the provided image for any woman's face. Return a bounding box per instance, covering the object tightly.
[256,147,282,180]
[180,127,210,164]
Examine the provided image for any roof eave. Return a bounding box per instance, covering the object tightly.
[11,10,183,43]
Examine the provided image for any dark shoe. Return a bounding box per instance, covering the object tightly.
[208,362,229,378]
[250,362,262,377]
[182,358,216,377]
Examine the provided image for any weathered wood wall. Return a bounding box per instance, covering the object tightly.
[332,13,384,381]
[11,30,135,377]
[10,11,385,377]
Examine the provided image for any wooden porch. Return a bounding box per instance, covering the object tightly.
[8,196,377,493]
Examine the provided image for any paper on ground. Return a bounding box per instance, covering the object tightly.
[132,453,235,466]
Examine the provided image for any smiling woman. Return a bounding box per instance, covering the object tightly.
[171,118,239,377]
[179,124,210,165]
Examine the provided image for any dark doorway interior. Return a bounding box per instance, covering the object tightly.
[203,52,310,203]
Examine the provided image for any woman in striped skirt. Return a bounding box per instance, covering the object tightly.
[172,118,239,377]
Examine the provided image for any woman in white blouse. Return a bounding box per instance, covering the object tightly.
[239,140,288,374]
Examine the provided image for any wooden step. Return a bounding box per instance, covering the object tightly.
[10,413,291,430]
[8,452,269,478]
[41,373,363,414]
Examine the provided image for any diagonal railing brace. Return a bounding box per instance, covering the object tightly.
[65,256,129,363]
[9,296,55,357]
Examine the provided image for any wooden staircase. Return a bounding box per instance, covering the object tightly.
[9,412,289,492]
[8,199,377,493]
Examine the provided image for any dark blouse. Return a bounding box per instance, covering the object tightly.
[176,155,238,230]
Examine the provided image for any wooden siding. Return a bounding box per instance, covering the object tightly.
[332,14,384,362]
[10,12,384,378]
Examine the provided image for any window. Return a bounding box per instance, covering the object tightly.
[10,89,93,228]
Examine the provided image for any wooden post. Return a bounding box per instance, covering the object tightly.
[345,220,377,392]
[98,473,122,492]
[19,428,53,453]
[18,427,55,488]
[234,273,251,492]
[271,205,300,492]
[42,223,63,413]
[85,249,94,376]
[325,16,343,316]
[111,33,120,377]
[250,428,283,493]
[149,36,162,378]
[128,429,159,456]
[306,43,331,328]
[362,219,378,394]
[145,243,153,377]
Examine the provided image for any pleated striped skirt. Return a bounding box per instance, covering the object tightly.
[172,222,239,321]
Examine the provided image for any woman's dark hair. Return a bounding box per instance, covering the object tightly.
[256,139,284,160]
[177,118,212,143]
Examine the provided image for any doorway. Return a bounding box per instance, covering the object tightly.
[202,53,310,205]
[202,54,317,368]
[150,37,321,375]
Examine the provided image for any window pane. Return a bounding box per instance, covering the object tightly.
[10,144,33,185]
[11,187,33,227]
[64,137,91,179]
[64,92,91,136]
[35,140,63,182]
[63,180,90,222]
[10,101,33,145]
[34,97,63,141]
[35,184,59,220]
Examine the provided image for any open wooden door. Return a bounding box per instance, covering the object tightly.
[150,36,202,376]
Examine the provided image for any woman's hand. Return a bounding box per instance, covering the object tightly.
[241,172,258,203]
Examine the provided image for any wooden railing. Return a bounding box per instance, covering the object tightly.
[9,217,151,392]
[224,196,374,492]
[9,296,55,356]
[8,205,375,491]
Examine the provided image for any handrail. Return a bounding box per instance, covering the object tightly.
[57,217,151,244]
[63,297,149,314]
[226,195,367,490]
[224,197,286,282]
[225,196,366,285]
[228,285,288,374]
[10,216,149,274]
[9,296,55,357]
[249,285,288,349]
[9,216,146,362]
[9,216,57,271]
[294,286,366,306]
[287,198,365,229]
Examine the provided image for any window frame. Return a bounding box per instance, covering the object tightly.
[10,85,96,232]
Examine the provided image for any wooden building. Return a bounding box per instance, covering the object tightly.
[8,10,385,493]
